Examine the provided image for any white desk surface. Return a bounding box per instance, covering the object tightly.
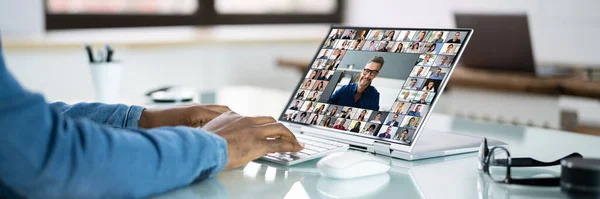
[133,86,600,199]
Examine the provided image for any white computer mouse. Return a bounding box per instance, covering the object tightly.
[317,151,391,179]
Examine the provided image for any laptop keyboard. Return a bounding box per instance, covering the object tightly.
[262,134,348,164]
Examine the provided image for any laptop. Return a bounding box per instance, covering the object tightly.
[454,13,575,76]
[262,26,488,165]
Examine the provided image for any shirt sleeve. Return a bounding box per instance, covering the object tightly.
[50,102,145,129]
[0,47,227,198]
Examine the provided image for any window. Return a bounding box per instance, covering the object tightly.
[45,0,343,30]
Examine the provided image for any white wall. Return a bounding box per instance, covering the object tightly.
[345,0,600,66]
[4,43,315,101]
[0,1,44,35]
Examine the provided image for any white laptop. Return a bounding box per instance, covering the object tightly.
[262,26,488,165]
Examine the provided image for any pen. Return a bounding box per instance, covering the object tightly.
[85,44,95,63]
[105,45,114,62]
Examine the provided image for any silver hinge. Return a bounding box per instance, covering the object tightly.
[373,141,392,155]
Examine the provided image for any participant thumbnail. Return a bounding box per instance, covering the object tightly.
[329,29,344,40]
[440,43,460,55]
[306,69,320,79]
[397,30,416,42]
[377,126,398,139]
[301,101,315,112]
[393,128,415,143]
[445,31,468,43]
[323,38,336,49]
[312,80,329,91]
[433,55,455,67]
[390,101,410,115]
[306,91,321,101]
[415,54,436,66]
[312,59,327,69]
[397,89,418,102]
[341,29,356,39]
[353,109,373,122]
[362,40,378,51]
[409,66,431,78]
[283,110,297,121]
[301,79,315,90]
[295,89,308,100]
[375,41,394,52]
[427,67,448,80]
[349,121,365,133]
[384,113,404,127]
[361,123,380,136]
[335,39,351,50]
[288,100,304,111]
[313,103,329,115]
[412,91,435,105]
[333,118,352,131]
[331,49,346,60]
[427,31,448,43]
[366,30,384,40]
[354,40,367,51]
[348,40,360,51]
[421,79,442,92]
[407,104,429,117]
[307,114,323,125]
[326,105,341,117]
[317,49,332,59]
[423,43,439,54]
[368,111,387,124]
[355,29,370,40]
[400,116,421,129]
[382,30,399,41]
[391,42,406,53]
[319,116,335,128]
[405,42,423,53]
[403,78,426,90]
[412,31,429,42]
[295,111,309,123]
[339,106,357,119]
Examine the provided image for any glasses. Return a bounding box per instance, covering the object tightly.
[478,138,582,186]
[362,68,379,76]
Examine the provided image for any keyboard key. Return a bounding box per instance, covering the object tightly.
[313,147,328,152]
[300,149,319,155]
[290,152,309,160]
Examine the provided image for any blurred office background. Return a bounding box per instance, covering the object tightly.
[1,0,599,134]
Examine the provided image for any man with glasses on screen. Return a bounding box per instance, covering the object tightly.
[328,56,384,110]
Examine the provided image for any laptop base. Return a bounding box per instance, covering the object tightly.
[391,130,505,160]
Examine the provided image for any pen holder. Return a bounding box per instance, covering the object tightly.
[90,62,122,103]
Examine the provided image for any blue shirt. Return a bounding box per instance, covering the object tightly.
[327,82,380,110]
[429,74,442,80]
[378,133,391,139]
[408,111,421,117]
[0,42,227,198]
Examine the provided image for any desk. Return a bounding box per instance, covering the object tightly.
[148,86,600,199]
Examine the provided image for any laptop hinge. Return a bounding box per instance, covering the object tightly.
[373,141,392,156]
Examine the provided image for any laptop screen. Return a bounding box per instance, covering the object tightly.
[280,27,472,146]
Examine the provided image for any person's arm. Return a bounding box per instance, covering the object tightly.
[0,54,226,198]
[50,102,145,128]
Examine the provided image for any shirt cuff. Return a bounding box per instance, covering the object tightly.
[124,105,146,128]
[208,133,228,178]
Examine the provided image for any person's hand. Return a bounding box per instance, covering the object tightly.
[202,111,304,169]
[138,104,231,129]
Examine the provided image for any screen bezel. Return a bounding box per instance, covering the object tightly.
[277,25,473,153]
